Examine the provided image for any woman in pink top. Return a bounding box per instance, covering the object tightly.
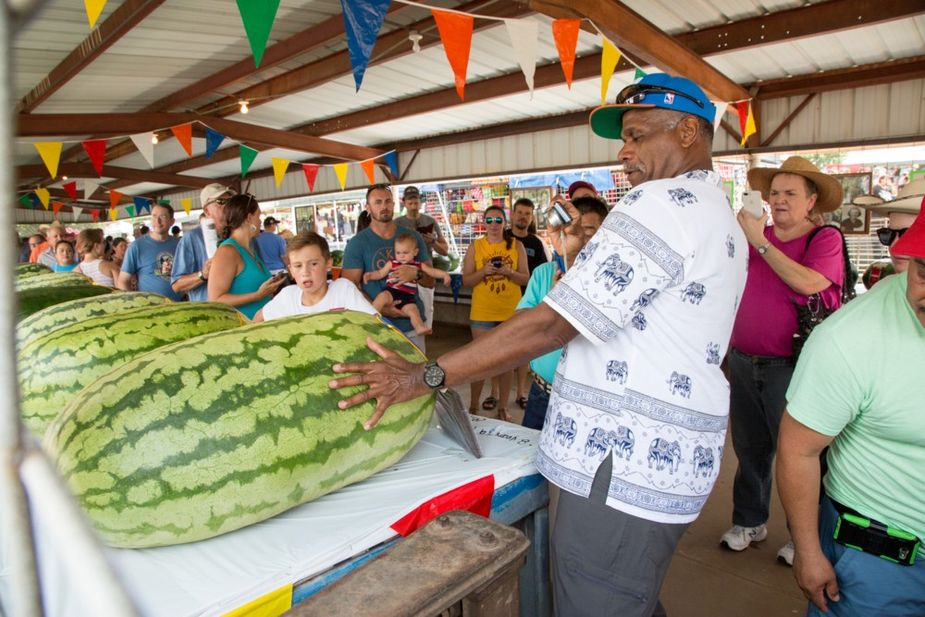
[721,157,846,564]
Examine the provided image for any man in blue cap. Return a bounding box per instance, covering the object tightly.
[329,74,748,616]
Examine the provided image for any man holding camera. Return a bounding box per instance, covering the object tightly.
[330,74,747,616]
[777,205,925,616]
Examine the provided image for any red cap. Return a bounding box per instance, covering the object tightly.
[891,196,925,260]
[567,181,597,199]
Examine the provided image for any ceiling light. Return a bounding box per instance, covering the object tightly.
[62,175,68,180]
[409,31,422,53]
[151,134,159,144]
[239,100,249,114]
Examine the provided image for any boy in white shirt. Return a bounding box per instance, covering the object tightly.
[253,232,376,322]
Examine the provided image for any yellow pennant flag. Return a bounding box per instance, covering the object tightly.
[109,207,118,221]
[180,197,192,215]
[271,157,290,188]
[34,142,63,179]
[84,0,108,29]
[741,102,757,146]
[333,163,349,190]
[600,38,621,104]
[34,188,51,210]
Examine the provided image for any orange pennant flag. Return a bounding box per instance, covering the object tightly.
[52,201,63,217]
[432,9,473,101]
[741,102,757,146]
[171,123,193,156]
[35,188,51,210]
[181,197,192,215]
[552,19,580,89]
[34,142,63,179]
[109,190,123,209]
[360,159,376,184]
[333,163,349,190]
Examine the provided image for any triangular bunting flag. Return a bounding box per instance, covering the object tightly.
[158,199,171,206]
[341,0,391,91]
[129,132,155,168]
[52,201,63,217]
[741,102,757,146]
[713,101,728,133]
[240,145,259,177]
[62,180,78,200]
[133,196,149,214]
[551,19,580,89]
[90,209,100,222]
[361,159,376,184]
[333,163,349,190]
[634,67,647,81]
[205,128,226,159]
[109,207,118,221]
[84,0,107,29]
[35,188,50,210]
[81,139,106,176]
[301,164,320,192]
[18,194,32,209]
[432,9,473,101]
[181,198,192,215]
[171,123,193,157]
[34,142,63,179]
[383,151,399,179]
[505,18,538,97]
[109,190,122,209]
[84,179,99,200]
[30,194,42,209]
[236,0,281,68]
[72,206,83,222]
[600,38,621,104]
[126,205,136,218]
[272,157,290,187]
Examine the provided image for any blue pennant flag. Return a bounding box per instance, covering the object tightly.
[383,150,399,179]
[29,193,41,208]
[205,128,226,159]
[341,0,391,91]
[134,196,151,214]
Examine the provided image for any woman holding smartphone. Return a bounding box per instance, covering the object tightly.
[208,194,286,319]
[461,205,530,422]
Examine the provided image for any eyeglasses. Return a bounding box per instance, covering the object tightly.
[151,214,172,221]
[876,227,908,246]
[615,83,705,109]
[484,217,504,224]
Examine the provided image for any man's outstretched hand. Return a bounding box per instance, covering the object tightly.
[329,337,429,430]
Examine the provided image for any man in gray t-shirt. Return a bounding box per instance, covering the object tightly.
[394,185,448,329]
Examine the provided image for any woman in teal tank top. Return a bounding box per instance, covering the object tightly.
[207,194,286,319]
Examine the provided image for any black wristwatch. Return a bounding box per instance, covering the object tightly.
[423,360,446,389]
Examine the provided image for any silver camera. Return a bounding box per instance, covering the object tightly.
[545,202,573,228]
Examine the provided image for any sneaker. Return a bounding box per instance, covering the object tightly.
[720,524,768,551]
[777,540,795,566]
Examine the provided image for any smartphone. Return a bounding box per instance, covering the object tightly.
[742,191,764,218]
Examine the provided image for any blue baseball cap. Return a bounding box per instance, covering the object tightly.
[590,73,716,140]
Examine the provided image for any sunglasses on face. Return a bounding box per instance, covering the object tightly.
[876,227,908,246]
[484,217,504,224]
[615,83,706,109]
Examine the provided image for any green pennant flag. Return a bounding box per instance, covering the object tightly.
[634,67,647,81]
[236,0,281,68]
[19,194,32,209]
[158,199,171,206]
[240,145,259,177]
[126,205,136,218]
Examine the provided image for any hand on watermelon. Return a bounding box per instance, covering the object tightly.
[330,336,428,430]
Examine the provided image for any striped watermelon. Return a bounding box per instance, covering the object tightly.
[17,291,170,350]
[17,285,112,320]
[45,310,434,548]
[15,271,91,292]
[16,263,52,278]
[20,302,247,435]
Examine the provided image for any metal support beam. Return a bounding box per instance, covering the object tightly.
[753,54,925,99]
[761,93,817,147]
[17,163,214,188]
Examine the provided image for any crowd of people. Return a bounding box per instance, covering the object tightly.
[14,71,924,617]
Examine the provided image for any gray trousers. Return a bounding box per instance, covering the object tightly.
[551,455,689,617]
[728,348,795,527]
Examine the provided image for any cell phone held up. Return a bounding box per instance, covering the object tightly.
[741,191,764,219]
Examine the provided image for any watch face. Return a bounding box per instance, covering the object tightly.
[424,361,444,388]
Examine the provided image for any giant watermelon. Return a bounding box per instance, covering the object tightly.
[20,302,247,435]
[16,263,51,278]
[45,310,433,548]
[17,285,112,320]
[15,271,91,292]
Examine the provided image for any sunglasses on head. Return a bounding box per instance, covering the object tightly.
[615,83,705,109]
[876,227,908,247]
[484,216,504,224]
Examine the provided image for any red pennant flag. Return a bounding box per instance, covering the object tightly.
[552,19,580,89]
[82,139,106,176]
[90,209,100,222]
[432,9,473,101]
[51,201,63,217]
[171,123,193,156]
[109,190,123,209]
[736,102,749,137]
[301,164,320,192]
[62,180,78,200]
[361,159,376,184]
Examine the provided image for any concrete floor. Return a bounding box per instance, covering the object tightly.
[426,323,808,617]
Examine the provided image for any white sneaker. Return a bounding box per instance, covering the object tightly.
[777,540,795,566]
[720,524,768,551]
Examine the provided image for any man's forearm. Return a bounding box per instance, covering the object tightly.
[439,303,577,387]
[172,272,205,293]
[433,238,448,256]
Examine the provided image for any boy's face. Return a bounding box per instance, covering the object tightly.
[288,245,331,294]
[394,240,418,263]
[55,243,73,264]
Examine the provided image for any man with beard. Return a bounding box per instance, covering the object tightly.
[342,184,432,351]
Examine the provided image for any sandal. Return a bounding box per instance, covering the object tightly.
[515,396,527,409]
[481,396,498,411]
[498,408,514,423]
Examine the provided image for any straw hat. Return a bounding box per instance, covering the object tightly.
[746,156,843,214]
[858,177,925,215]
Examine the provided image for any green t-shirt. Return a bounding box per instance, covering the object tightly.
[516,262,561,383]
[787,273,925,538]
